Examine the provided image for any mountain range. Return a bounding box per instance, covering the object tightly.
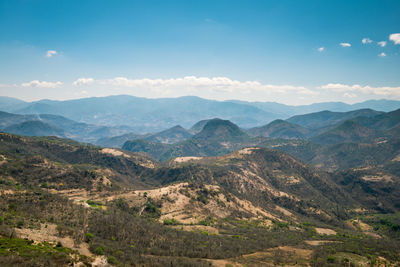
[1,95,399,132]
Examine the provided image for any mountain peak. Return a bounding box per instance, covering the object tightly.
[193,118,248,142]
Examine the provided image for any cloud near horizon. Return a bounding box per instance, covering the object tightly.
[21,80,63,88]
[2,77,400,105]
[320,83,400,97]
[74,76,319,96]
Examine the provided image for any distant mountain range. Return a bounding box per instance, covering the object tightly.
[0,111,132,143]
[1,95,399,132]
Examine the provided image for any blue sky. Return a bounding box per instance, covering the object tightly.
[0,0,399,105]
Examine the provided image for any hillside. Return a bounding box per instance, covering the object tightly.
[1,132,400,266]
[310,120,378,145]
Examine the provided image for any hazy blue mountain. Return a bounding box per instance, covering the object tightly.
[98,125,192,148]
[232,99,400,117]
[0,111,132,142]
[0,96,28,111]
[286,109,382,129]
[4,120,66,137]
[5,95,278,132]
[2,95,399,133]
[247,119,312,139]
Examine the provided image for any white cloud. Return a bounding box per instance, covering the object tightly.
[321,83,400,96]
[73,77,94,86]
[340,42,351,47]
[21,80,63,88]
[46,50,57,58]
[378,52,386,57]
[343,92,357,98]
[389,33,400,45]
[378,41,387,47]
[93,76,318,95]
[318,47,325,52]
[362,38,372,44]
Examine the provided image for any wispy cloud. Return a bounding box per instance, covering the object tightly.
[389,33,400,45]
[321,83,400,96]
[318,47,325,52]
[362,37,372,44]
[73,76,318,96]
[73,77,94,86]
[21,80,63,88]
[343,92,357,98]
[46,50,57,58]
[378,52,386,57]
[339,42,351,47]
[377,41,387,47]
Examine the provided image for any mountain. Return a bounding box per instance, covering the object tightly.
[0,96,28,111]
[309,120,378,145]
[145,125,192,144]
[192,118,248,142]
[2,95,399,133]
[188,119,211,134]
[247,119,312,139]
[4,120,66,137]
[98,125,192,148]
[0,110,132,143]
[96,132,142,148]
[286,109,383,129]
[235,99,400,117]
[353,108,400,131]
[5,95,279,132]
[123,119,251,160]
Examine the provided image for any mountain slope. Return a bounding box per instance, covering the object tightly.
[1,132,400,266]
[0,111,132,143]
[4,120,66,137]
[287,109,383,129]
[247,119,312,139]
[310,120,378,145]
[145,125,192,144]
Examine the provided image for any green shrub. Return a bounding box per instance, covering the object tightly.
[94,246,104,255]
[107,256,116,264]
[85,232,94,242]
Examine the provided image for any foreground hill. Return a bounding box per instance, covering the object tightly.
[1,132,399,266]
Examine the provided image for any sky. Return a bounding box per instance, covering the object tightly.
[0,0,399,105]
